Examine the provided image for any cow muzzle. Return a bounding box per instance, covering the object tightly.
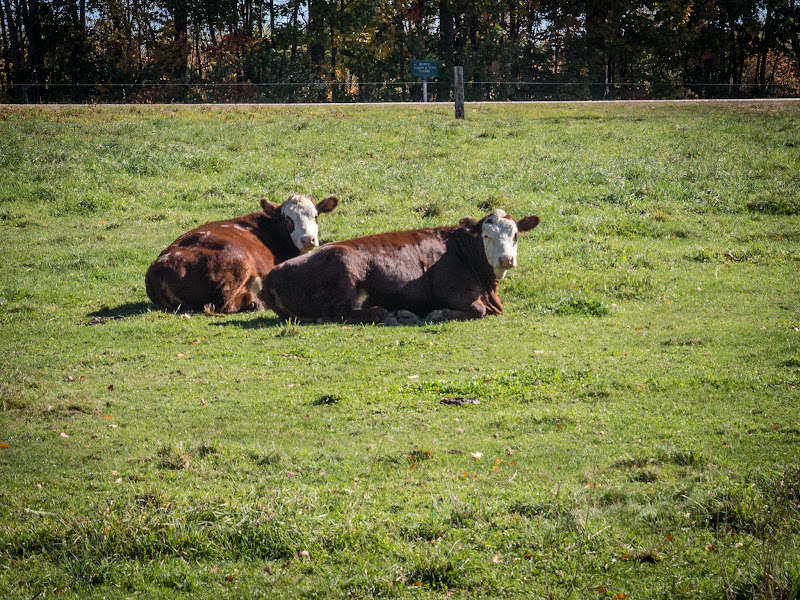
[497,255,515,268]
[298,234,318,252]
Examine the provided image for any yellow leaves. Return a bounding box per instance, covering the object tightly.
[0,443,10,449]
[597,587,627,600]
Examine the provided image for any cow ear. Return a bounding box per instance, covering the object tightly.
[317,195,339,214]
[516,215,541,233]
[459,217,480,235]
[261,198,280,216]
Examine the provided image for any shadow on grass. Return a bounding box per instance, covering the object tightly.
[213,315,437,330]
[86,301,152,324]
[210,315,286,329]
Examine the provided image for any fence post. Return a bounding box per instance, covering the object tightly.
[454,66,464,119]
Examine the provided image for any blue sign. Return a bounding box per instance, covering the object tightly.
[411,60,438,78]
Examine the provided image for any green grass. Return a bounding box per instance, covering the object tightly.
[1,101,799,599]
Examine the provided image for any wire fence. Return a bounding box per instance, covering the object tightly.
[6,80,800,104]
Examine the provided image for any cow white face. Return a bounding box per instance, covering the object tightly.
[277,193,339,252]
[481,210,522,280]
[463,209,540,280]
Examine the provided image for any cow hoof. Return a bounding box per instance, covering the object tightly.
[247,300,265,311]
[425,309,452,323]
[203,303,216,315]
[394,310,421,325]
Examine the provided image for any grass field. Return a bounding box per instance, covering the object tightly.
[1,101,799,599]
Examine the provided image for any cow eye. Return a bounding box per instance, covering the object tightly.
[514,233,518,242]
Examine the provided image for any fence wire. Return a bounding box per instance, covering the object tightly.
[6,80,800,104]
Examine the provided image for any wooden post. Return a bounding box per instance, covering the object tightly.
[454,66,464,119]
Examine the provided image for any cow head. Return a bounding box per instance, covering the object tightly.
[460,209,540,280]
[261,193,339,252]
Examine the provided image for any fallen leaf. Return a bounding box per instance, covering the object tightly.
[299,550,310,558]
[492,555,502,564]
[0,443,10,449]
[524,553,532,560]
[103,415,113,420]
[115,477,122,484]
[665,534,674,541]
[470,451,483,459]
[597,587,607,593]
[65,375,74,382]
[618,553,632,561]
[108,384,115,391]
[612,594,627,600]
[200,398,206,406]
[176,353,187,358]
[60,432,69,438]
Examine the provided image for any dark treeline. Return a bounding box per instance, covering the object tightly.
[2,0,800,103]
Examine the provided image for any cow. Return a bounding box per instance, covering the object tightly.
[145,193,339,314]
[261,209,540,324]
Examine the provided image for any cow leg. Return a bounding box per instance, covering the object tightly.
[217,292,264,314]
[426,303,488,322]
[215,275,265,314]
[339,306,396,325]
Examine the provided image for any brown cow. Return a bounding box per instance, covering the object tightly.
[261,209,540,324]
[145,193,338,314]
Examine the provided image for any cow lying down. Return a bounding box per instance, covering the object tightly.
[261,209,540,324]
[146,193,338,314]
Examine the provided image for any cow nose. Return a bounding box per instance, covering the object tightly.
[299,234,317,248]
[498,255,515,268]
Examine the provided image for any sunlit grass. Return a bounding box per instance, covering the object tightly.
[1,101,799,598]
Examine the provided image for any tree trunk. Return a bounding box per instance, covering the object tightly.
[172,0,189,81]
[3,0,23,100]
[269,0,275,45]
[289,1,299,63]
[308,0,325,79]
[759,7,772,90]
[439,0,454,63]
[0,1,12,94]
[22,0,43,102]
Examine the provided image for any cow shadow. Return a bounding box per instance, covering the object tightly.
[211,315,286,329]
[86,301,152,324]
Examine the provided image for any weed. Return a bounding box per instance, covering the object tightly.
[545,295,610,317]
